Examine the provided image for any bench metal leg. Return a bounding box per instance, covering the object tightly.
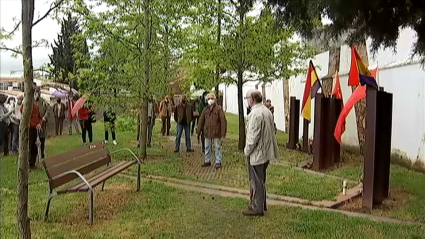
[137,164,141,191]
[44,190,56,221]
[101,181,106,191]
[89,190,94,224]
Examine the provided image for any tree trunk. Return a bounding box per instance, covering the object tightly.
[139,0,152,159]
[18,0,34,238]
[215,0,222,98]
[237,70,245,150]
[352,44,369,155]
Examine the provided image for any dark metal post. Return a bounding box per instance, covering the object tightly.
[313,94,331,170]
[90,191,94,224]
[329,98,342,164]
[363,86,393,210]
[286,96,300,149]
[137,164,141,191]
[302,119,309,153]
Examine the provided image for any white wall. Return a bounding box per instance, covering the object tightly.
[264,80,285,131]
[220,28,425,163]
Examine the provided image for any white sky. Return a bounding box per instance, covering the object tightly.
[1,0,61,76]
[0,0,284,77]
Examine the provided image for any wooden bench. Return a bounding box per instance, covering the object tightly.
[41,142,141,224]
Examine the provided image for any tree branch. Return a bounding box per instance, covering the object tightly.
[0,46,22,55]
[1,20,22,39]
[32,0,66,27]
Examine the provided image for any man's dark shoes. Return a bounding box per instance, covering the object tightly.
[215,163,222,169]
[187,149,194,152]
[174,150,179,153]
[201,162,211,167]
[242,209,264,216]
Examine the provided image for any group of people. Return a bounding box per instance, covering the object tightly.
[155,92,227,169]
[6,84,277,217]
[0,94,22,155]
[163,90,278,216]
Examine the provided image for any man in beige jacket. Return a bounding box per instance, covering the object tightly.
[243,89,279,216]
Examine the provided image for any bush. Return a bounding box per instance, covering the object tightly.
[116,115,137,132]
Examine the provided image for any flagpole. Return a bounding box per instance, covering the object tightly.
[376,61,380,87]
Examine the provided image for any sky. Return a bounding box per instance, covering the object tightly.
[0,0,267,77]
[0,0,62,76]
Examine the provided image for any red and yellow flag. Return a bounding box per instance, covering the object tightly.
[348,47,378,88]
[301,61,322,121]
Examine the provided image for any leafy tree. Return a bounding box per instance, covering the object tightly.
[71,0,191,157]
[221,1,314,150]
[48,13,89,89]
[0,1,66,237]
[268,0,425,64]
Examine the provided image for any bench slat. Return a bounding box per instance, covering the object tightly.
[57,161,136,194]
[43,142,105,168]
[58,162,128,193]
[50,156,110,189]
[47,149,110,179]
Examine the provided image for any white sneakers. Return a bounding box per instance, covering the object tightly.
[104,140,117,145]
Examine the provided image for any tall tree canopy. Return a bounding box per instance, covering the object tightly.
[48,13,89,88]
[268,0,425,63]
[181,0,315,149]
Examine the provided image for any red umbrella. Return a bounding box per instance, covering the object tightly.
[71,95,87,117]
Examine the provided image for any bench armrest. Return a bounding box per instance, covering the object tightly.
[110,148,142,165]
[52,170,93,192]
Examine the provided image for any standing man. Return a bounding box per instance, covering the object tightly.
[53,97,66,136]
[174,95,194,153]
[103,107,117,145]
[20,91,42,169]
[147,97,157,147]
[264,99,277,133]
[197,93,227,169]
[159,95,173,136]
[34,86,49,159]
[191,98,200,135]
[243,90,278,216]
[198,91,208,153]
[9,96,22,153]
[67,94,81,135]
[264,99,274,115]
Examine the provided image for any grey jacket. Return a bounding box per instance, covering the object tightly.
[244,103,279,166]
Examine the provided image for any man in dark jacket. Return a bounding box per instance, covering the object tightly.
[34,86,49,158]
[197,93,227,169]
[174,95,194,153]
[103,108,117,145]
[53,97,66,136]
[198,91,208,152]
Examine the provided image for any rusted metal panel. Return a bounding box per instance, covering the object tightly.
[286,96,300,150]
[363,86,393,210]
[302,119,309,153]
[313,94,332,170]
[329,98,342,164]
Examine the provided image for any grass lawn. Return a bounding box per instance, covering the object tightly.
[2,157,425,238]
[9,113,347,202]
[330,159,425,223]
[3,112,425,238]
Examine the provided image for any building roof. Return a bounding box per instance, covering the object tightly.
[0,89,24,97]
[0,77,24,83]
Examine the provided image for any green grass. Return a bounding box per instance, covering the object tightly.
[2,116,425,237]
[2,158,425,238]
